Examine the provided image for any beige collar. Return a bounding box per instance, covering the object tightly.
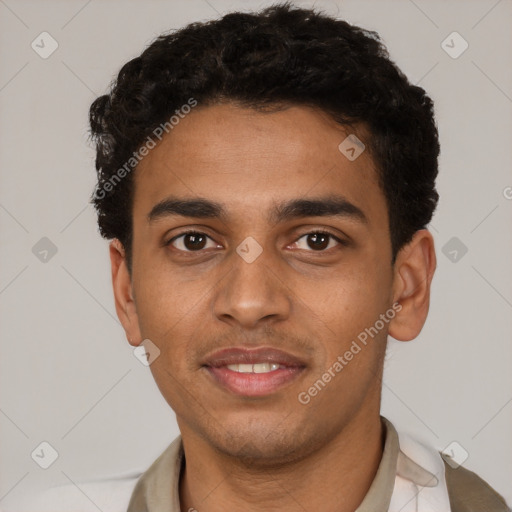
[127,417,436,511]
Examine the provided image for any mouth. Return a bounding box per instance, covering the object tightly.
[202,347,307,397]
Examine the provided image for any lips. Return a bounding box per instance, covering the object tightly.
[202,347,307,397]
[203,347,307,368]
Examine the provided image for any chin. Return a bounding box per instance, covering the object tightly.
[205,417,320,467]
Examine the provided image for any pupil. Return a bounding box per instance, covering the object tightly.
[309,233,329,250]
[182,233,330,251]
[185,233,206,251]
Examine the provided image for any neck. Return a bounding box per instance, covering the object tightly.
[178,408,384,512]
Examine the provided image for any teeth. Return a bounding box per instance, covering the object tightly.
[226,363,282,373]
[254,363,271,373]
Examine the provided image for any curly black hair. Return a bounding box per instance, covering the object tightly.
[89,1,440,274]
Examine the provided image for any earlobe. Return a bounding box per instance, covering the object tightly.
[109,239,142,346]
[388,230,436,342]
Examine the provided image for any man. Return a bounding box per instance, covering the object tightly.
[29,2,509,511]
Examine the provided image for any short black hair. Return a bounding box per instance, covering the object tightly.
[89,1,440,273]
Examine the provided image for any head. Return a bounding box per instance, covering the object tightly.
[89,2,438,464]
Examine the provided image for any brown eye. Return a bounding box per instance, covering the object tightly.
[167,231,215,252]
[306,232,330,250]
[293,231,344,252]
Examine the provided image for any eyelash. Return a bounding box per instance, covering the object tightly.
[164,229,346,254]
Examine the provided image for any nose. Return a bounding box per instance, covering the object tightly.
[212,241,292,331]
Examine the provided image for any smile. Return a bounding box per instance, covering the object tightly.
[205,365,304,397]
[202,346,307,397]
[226,362,284,373]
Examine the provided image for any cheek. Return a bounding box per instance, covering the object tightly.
[308,259,392,352]
[300,270,389,406]
[133,269,204,362]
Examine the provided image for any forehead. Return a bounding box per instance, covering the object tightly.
[133,103,386,228]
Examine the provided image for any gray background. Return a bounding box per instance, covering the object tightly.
[1,0,511,508]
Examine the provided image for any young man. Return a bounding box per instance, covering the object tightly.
[34,2,508,511]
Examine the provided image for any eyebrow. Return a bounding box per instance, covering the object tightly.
[147,195,368,225]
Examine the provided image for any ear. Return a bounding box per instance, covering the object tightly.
[388,229,436,342]
[109,239,142,347]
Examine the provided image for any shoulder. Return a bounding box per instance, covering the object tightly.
[19,473,141,512]
[443,459,510,512]
[387,418,510,512]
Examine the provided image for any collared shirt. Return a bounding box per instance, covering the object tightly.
[126,416,452,511]
[25,416,509,511]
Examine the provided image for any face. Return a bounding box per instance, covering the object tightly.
[117,103,401,464]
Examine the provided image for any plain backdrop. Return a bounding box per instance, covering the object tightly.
[1,0,511,508]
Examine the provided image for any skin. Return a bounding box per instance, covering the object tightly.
[110,102,436,512]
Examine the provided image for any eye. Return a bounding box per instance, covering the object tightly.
[166,230,219,252]
[292,230,345,252]
[165,229,346,254]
